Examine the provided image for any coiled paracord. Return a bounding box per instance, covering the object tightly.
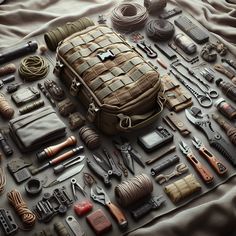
[44,17,95,51]
[0,93,14,120]
[146,19,175,41]
[7,189,36,228]
[115,174,153,207]
[0,167,6,194]
[18,55,49,81]
[111,3,148,32]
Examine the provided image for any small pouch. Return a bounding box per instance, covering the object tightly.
[164,174,201,203]
[9,106,66,152]
[162,75,192,112]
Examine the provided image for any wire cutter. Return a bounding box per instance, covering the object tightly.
[90,185,128,229]
[192,137,227,175]
[179,141,214,184]
[86,148,122,186]
[113,137,145,174]
[185,106,236,166]
[71,178,86,200]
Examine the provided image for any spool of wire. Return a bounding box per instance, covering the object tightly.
[115,174,153,207]
[18,55,49,81]
[146,19,175,41]
[144,0,167,14]
[44,17,95,51]
[111,3,148,32]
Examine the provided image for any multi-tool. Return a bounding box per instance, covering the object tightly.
[185,106,236,166]
[179,141,214,184]
[87,148,122,186]
[192,137,227,175]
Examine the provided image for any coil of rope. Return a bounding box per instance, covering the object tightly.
[0,93,14,120]
[114,174,153,207]
[7,189,36,228]
[146,19,175,41]
[18,55,49,81]
[44,17,95,51]
[111,3,148,32]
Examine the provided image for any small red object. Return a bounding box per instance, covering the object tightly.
[74,200,93,216]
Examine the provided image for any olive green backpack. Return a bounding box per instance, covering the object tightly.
[55,25,164,135]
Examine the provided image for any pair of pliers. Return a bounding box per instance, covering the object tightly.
[185,107,236,166]
[87,148,122,186]
[113,137,145,174]
[192,137,227,175]
[179,141,214,184]
[90,185,128,229]
[71,178,86,200]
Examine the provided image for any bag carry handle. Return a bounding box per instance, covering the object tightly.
[116,94,165,132]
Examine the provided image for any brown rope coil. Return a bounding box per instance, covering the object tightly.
[7,189,36,228]
[0,167,6,194]
[0,93,14,120]
[0,63,16,77]
[111,3,148,32]
[115,173,153,207]
[18,55,49,81]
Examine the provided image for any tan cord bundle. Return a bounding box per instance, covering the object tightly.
[0,63,16,77]
[115,173,153,207]
[164,174,201,204]
[7,189,36,228]
[0,167,6,194]
[18,55,49,81]
[44,17,95,51]
[111,3,148,32]
[0,93,14,119]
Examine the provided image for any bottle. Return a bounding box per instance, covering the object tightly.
[215,78,236,102]
[214,98,236,120]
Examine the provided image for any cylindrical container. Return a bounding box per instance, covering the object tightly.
[174,33,197,55]
[215,78,236,102]
[214,98,236,120]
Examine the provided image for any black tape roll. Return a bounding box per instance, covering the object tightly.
[25,178,42,196]
[146,19,175,41]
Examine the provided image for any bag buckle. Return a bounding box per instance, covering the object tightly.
[87,103,99,122]
[117,114,131,129]
[54,61,64,76]
[70,78,81,96]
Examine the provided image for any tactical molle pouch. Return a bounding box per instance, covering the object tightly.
[55,25,164,135]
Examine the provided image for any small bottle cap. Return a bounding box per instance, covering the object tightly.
[214,98,225,107]
[215,78,223,86]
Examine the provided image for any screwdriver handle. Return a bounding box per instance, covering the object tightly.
[50,146,84,166]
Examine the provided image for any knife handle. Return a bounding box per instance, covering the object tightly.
[187,153,214,184]
[106,202,128,229]
[199,146,227,175]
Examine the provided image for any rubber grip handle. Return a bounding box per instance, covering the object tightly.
[187,153,214,184]
[210,138,236,166]
[130,202,153,220]
[199,147,227,175]
[107,202,128,229]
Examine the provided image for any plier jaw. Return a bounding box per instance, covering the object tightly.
[179,141,191,155]
[191,137,203,150]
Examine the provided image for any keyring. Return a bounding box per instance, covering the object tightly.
[207,88,219,99]
[196,94,213,108]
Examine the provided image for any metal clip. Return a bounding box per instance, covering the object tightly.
[70,78,81,96]
[87,103,99,122]
[53,61,64,76]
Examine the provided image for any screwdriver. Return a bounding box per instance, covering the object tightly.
[53,155,85,174]
[29,146,84,175]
